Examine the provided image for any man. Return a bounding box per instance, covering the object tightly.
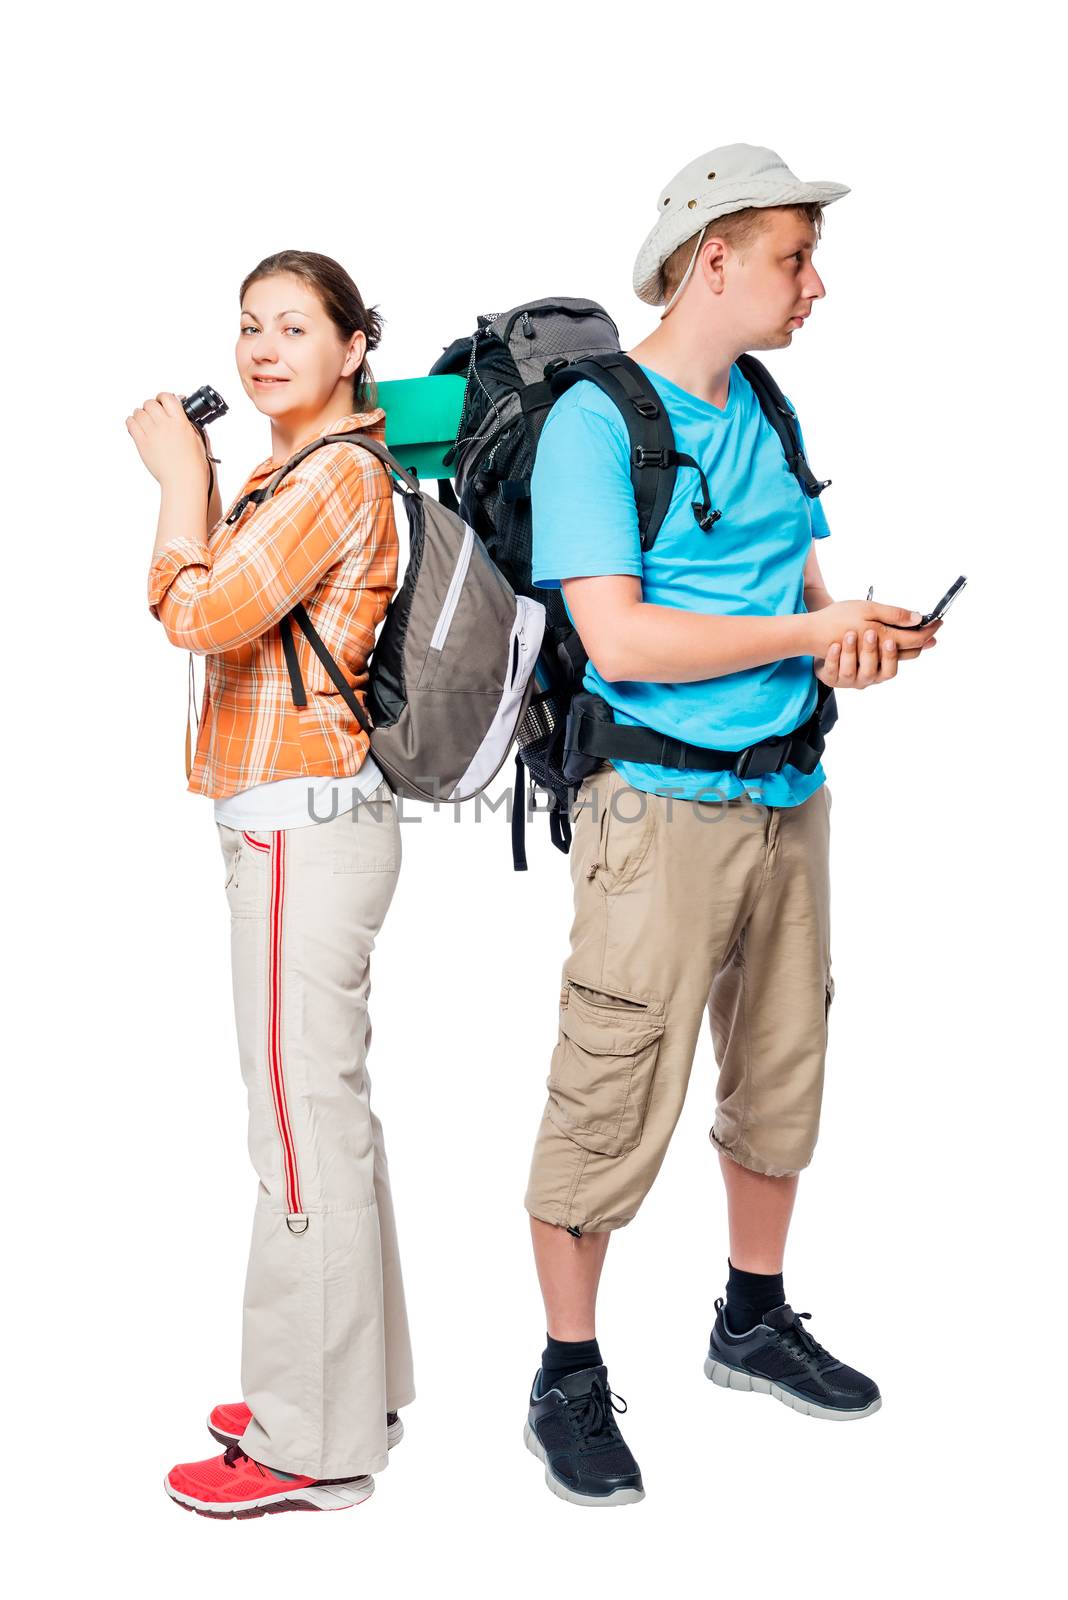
[522,144,941,1506]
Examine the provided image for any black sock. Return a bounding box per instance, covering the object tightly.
[724,1259,785,1335]
[540,1334,602,1392]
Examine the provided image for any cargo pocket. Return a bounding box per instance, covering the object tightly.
[546,981,665,1157]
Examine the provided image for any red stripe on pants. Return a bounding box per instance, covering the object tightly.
[266,833,303,1219]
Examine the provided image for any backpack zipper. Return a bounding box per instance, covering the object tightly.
[498,302,619,345]
[429,524,475,652]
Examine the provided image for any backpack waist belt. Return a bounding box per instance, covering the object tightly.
[562,682,838,786]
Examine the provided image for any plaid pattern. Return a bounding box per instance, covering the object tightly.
[148,409,398,799]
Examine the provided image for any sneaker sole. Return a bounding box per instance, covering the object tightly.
[703,1356,882,1421]
[165,1475,374,1518]
[207,1416,405,1451]
[523,1422,645,1507]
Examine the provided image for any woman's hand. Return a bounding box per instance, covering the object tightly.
[127,392,208,488]
[815,625,938,690]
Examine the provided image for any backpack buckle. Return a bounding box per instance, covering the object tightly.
[225,494,252,525]
[633,399,660,419]
[735,736,790,779]
[633,446,670,469]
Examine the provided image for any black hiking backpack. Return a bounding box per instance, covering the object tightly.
[430,297,838,870]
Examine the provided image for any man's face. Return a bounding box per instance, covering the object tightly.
[721,206,827,351]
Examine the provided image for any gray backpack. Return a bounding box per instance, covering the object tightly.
[238,429,546,803]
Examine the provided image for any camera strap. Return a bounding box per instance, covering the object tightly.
[184,652,200,779]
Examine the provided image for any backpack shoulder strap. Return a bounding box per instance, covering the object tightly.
[321,430,423,495]
[736,354,830,498]
[548,352,722,549]
[224,430,421,526]
[224,430,423,730]
[548,352,679,552]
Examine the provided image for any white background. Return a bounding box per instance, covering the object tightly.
[6,2,1063,1594]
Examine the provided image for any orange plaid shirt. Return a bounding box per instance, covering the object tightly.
[148,408,398,800]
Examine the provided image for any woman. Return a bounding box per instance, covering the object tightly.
[129,250,414,1518]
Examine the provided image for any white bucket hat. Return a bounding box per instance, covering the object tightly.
[633,143,850,313]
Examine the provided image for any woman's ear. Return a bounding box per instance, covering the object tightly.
[342,330,368,378]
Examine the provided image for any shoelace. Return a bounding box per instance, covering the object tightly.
[222,1442,266,1476]
[568,1378,629,1450]
[777,1309,836,1370]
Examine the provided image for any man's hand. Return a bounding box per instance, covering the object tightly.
[127,392,209,489]
[804,598,941,658]
[815,624,938,690]
[806,598,941,690]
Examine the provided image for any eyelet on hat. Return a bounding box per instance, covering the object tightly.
[707,171,716,179]
[687,199,697,208]
[663,197,671,206]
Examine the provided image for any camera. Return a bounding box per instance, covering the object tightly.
[182,386,228,430]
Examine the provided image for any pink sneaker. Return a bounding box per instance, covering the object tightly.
[165,1443,374,1518]
[207,1402,404,1451]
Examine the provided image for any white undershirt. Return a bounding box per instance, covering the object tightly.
[213,754,386,831]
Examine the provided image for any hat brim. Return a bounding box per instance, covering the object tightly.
[633,179,850,306]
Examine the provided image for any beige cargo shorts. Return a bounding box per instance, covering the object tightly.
[525,765,834,1234]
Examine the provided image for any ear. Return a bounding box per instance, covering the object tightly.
[698,235,729,294]
[341,330,368,378]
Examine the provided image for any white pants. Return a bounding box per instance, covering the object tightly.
[217,783,414,1477]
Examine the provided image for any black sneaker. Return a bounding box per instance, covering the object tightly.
[524,1365,645,1507]
[705,1298,882,1421]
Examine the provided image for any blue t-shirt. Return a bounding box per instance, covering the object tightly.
[531,363,832,806]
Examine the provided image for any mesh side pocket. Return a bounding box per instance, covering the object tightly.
[516,689,572,814]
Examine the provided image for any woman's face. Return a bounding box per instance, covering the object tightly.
[236,272,365,420]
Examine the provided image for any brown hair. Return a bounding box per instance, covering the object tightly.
[660,203,825,304]
[239,250,383,409]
